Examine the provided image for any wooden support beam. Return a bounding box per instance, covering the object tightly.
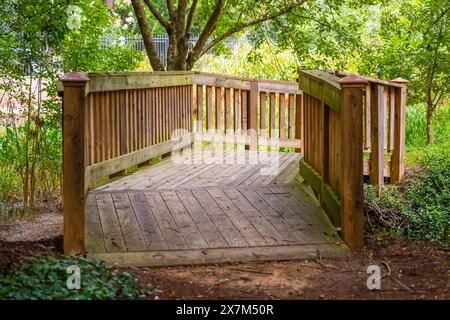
[61,72,89,255]
[339,75,366,249]
[370,83,385,190]
[390,78,408,182]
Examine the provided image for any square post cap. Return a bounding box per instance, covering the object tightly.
[338,74,369,87]
[391,77,409,85]
[60,72,89,87]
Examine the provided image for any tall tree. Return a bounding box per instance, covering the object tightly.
[130,0,304,70]
[359,0,450,144]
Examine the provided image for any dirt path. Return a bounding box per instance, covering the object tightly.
[0,215,448,300]
[0,212,62,242]
[128,236,449,300]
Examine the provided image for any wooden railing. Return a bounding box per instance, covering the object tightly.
[192,72,302,150]
[58,71,302,254]
[298,70,407,249]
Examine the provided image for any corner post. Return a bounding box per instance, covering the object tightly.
[339,75,367,249]
[390,78,408,182]
[61,72,89,255]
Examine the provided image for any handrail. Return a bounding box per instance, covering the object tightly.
[298,70,407,249]
[57,71,301,94]
[298,70,341,111]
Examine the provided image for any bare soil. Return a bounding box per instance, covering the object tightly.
[129,236,449,300]
[0,212,62,242]
[0,215,448,300]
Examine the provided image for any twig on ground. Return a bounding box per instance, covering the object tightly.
[317,248,322,263]
[381,261,391,279]
[229,267,272,275]
[206,278,240,293]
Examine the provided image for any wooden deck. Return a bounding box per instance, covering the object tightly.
[85,150,349,266]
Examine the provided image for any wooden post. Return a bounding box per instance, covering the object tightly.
[370,83,385,190]
[388,87,395,151]
[295,94,303,153]
[247,80,258,151]
[364,84,371,150]
[390,78,408,182]
[61,72,89,255]
[339,75,367,250]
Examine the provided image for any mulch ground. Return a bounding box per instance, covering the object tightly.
[1,233,447,300]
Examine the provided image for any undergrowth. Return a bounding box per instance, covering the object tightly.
[365,143,450,244]
[0,254,154,300]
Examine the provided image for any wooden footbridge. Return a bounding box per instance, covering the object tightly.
[58,70,407,266]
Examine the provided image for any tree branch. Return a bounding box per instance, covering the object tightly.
[199,2,301,57]
[432,90,444,110]
[176,0,188,36]
[143,0,170,30]
[187,0,226,68]
[186,0,199,34]
[288,11,356,42]
[131,0,164,70]
[167,0,176,20]
[426,6,450,33]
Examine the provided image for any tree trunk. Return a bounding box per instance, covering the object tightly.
[133,0,293,71]
[131,0,164,71]
[426,83,435,145]
[173,35,189,70]
[426,104,434,144]
[166,31,177,70]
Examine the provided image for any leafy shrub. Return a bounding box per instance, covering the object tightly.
[365,144,450,244]
[0,255,153,300]
[194,42,298,81]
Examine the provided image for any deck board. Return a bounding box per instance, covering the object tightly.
[86,149,349,266]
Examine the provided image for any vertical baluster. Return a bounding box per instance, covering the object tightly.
[370,83,385,191]
[269,92,276,137]
[259,92,267,137]
[206,86,213,132]
[215,87,223,133]
[224,88,232,133]
[233,89,240,134]
[196,85,203,133]
[279,93,286,139]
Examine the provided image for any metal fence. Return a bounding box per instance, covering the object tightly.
[101,35,248,66]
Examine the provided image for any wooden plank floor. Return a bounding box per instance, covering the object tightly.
[86,149,349,266]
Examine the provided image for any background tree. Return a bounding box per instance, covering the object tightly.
[358,0,450,144]
[0,0,143,213]
[130,0,305,70]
